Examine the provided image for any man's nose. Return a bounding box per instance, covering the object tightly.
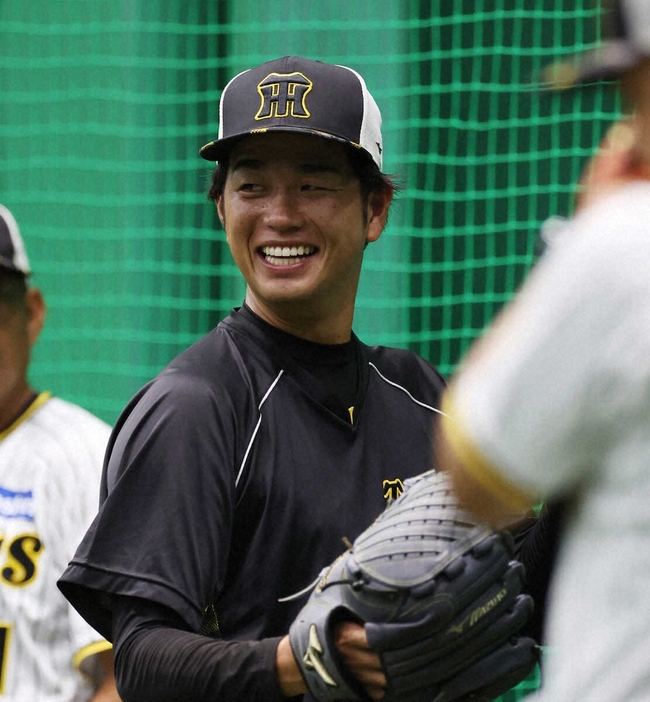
[264,190,304,232]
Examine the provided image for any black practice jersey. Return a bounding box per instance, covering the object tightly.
[59,305,447,698]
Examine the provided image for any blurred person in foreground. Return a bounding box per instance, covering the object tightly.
[0,204,120,701]
[435,1,650,700]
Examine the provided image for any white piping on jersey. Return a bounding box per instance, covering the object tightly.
[235,370,285,487]
[235,365,446,487]
[368,362,449,417]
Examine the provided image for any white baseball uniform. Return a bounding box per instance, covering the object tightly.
[448,181,650,701]
[0,392,111,701]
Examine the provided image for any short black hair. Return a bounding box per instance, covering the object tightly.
[0,270,28,309]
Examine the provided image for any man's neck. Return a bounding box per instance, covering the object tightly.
[244,297,354,345]
[0,384,37,434]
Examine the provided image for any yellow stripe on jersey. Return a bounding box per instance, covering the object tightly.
[441,389,534,513]
[0,623,12,695]
[0,392,52,442]
[72,639,113,671]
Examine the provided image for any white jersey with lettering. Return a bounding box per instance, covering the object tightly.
[0,393,111,701]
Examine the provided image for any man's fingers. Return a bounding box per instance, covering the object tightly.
[334,621,386,699]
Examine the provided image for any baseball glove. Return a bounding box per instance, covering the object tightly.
[288,470,538,702]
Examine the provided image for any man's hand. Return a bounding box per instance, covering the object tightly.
[333,621,386,700]
[277,625,386,700]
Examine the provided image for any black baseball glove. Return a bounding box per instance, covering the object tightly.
[288,470,538,702]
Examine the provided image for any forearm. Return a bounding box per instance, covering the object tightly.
[276,636,307,697]
[88,649,121,701]
[112,596,283,702]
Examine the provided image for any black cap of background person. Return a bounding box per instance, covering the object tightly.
[542,0,650,90]
[200,56,384,170]
[0,205,30,276]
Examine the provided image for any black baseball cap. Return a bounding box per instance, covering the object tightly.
[0,205,30,276]
[542,0,650,89]
[200,56,384,170]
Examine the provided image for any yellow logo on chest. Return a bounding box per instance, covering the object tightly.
[382,478,404,501]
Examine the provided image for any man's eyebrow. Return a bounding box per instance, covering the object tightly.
[230,159,344,175]
[231,158,264,172]
[299,163,342,175]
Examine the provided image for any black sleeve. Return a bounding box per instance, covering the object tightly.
[510,498,569,645]
[58,369,243,635]
[112,595,287,702]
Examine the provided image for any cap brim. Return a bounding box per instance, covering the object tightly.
[199,126,364,162]
[541,41,642,90]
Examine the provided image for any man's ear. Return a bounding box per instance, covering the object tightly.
[25,287,46,347]
[365,188,393,244]
[216,195,226,227]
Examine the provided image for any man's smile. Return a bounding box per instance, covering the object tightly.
[260,245,317,266]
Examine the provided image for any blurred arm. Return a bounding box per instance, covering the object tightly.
[436,391,538,530]
[435,120,641,526]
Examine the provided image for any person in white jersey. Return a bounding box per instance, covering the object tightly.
[435,1,650,700]
[0,204,121,701]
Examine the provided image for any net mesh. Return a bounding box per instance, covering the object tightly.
[0,4,620,695]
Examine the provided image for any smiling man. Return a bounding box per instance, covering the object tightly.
[57,57,452,701]
[214,132,385,343]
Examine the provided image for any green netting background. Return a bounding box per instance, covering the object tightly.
[1,2,620,698]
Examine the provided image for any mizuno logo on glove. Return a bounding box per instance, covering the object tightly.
[303,625,337,687]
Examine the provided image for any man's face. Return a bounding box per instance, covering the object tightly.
[0,301,31,415]
[217,132,388,335]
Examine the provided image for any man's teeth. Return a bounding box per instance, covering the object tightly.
[262,245,315,265]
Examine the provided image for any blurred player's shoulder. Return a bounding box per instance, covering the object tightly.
[4,393,110,466]
[576,179,650,229]
[558,180,650,271]
[0,395,110,506]
[28,394,111,439]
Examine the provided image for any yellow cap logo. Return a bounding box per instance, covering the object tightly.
[255,71,313,120]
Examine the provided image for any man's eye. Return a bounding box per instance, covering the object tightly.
[239,183,260,192]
